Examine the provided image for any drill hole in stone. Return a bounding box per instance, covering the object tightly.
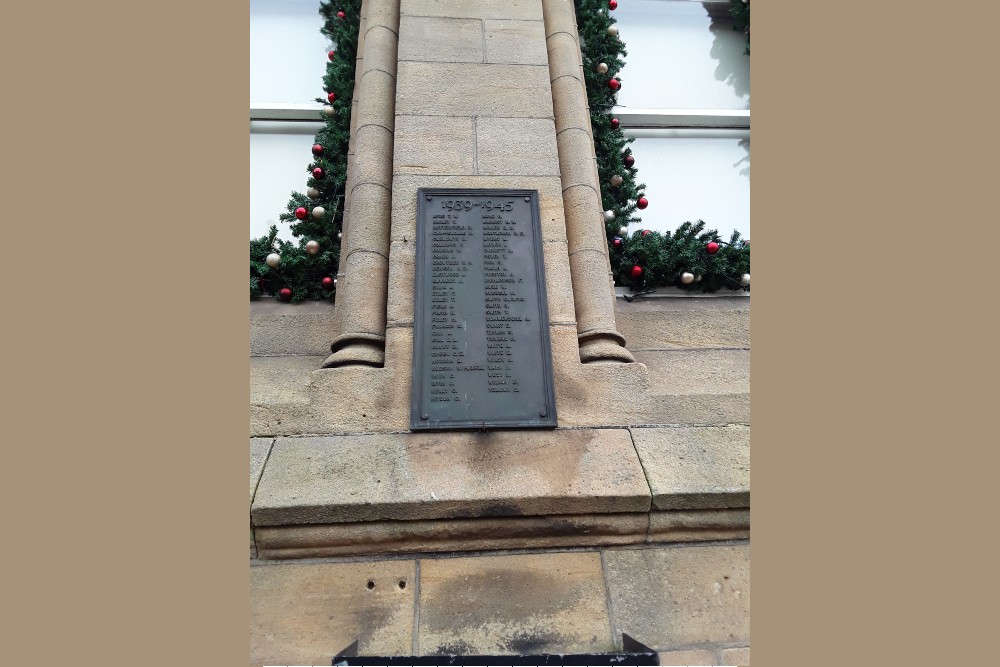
[398,580,406,590]
[367,580,375,590]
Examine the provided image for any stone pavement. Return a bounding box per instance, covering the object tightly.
[250,541,750,666]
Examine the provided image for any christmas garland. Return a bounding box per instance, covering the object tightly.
[250,2,360,302]
[575,0,750,293]
[251,0,749,301]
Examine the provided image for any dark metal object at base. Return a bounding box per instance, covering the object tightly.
[333,634,660,665]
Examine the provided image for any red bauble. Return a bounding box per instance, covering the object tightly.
[337,11,346,19]
[322,276,335,289]
[328,92,336,103]
[636,197,648,210]
[624,155,635,168]
[279,288,292,301]
[613,238,622,247]
[295,207,308,220]
[706,241,720,255]
[611,118,620,129]
[313,167,325,179]
[608,78,620,91]
[630,265,643,279]
[312,144,324,156]
[328,50,336,61]
[609,0,618,9]
[642,229,650,236]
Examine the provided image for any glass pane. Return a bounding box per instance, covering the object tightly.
[250,121,324,241]
[625,130,749,240]
[613,0,750,110]
[250,0,330,104]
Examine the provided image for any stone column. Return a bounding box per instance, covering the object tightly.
[330,0,369,343]
[542,0,634,363]
[323,0,400,368]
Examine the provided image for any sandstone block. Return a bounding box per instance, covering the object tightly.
[541,240,577,324]
[386,239,416,326]
[635,350,750,396]
[250,560,415,666]
[251,438,273,504]
[394,115,475,175]
[250,300,338,356]
[402,0,543,21]
[250,356,324,409]
[351,127,395,189]
[396,61,553,117]
[251,428,651,526]
[631,426,750,510]
[356,69,397,129]
[614,298,750,350]
[604,544,750,649]
[477,117,560,175]
[417,552,614,655]
[399,15,483,63]
[255,513,647,559]
[658,649,718,666]
[485,19,548,65]
[551,76,592,134]
[648,509,750,543]
[720,646,751,665]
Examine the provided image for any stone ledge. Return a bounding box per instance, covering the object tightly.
[251,429,651,526]
[254,507,749,559]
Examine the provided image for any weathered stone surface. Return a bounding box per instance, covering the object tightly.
[485,19,548,65]
[551,76,592,135]
[402,0,543,21]
[615,298,750,350]
[385,239,416,326]
[250,560,416,666]
[250,356,322,408]
[255,513,647,559]
[658,649,718,666]
[396,61,553,117]
[251,328,413,437]
[604,544,750,649]
[394,115,475,175]
[250,300,337,357]
[356,69,397,129]
[631,426,750,510]
[250,438,273,503]
[399,15,483,63]
[417,552,614,655]
[390,174,568,244]
[548,325,653,428]
[646,394,750,427]
[251,428,650,526]
[648,509,750,544]
[635,350,750,396]
[720,646,750,665]
[250,527,257,559]
[477,117,560,175]
[541,240,578,325]
[352,126,395,188]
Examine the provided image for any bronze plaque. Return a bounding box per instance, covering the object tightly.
[411,188,557,430]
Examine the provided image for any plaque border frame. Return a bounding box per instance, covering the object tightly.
[410,188,558,431]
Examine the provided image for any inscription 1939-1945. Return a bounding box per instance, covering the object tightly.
[410,188,557,430]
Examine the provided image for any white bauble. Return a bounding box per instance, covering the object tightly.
[608,26,619,37]
[680,272,695,284]
[307,187,321,198]
[265,253,281,268]
[603,210,616,222]
[323,105,335,117]
[306,240,320,255]
[619,226,628,236]
[741,273,750,286]
[597,62,609,74]
[312,206,326,220]
[610,175,623,187]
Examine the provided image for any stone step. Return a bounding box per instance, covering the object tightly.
[250,426,749,559]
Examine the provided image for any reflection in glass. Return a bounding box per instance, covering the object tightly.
[626,130,749,239]
[250,0,330,104]
[614,0,750,110]
[250,121,325,241]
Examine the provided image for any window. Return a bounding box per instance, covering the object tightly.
[612,0,749,240]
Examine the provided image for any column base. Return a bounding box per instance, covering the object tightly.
[578,330,635,364]
[322,332,386,368]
